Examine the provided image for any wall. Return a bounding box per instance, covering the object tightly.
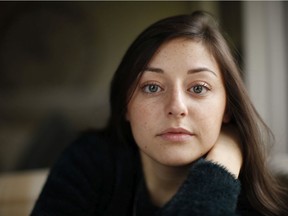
[243,1,288,174]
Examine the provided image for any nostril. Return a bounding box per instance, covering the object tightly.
[168,111,186,117]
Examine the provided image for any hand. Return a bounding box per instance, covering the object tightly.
[206,125,243,178]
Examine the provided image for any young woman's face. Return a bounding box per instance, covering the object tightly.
[126,38,229,167]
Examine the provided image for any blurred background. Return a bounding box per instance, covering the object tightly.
[0,1,287,215]
[0,1,245,173]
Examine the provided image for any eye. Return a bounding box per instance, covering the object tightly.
[188,82,210,95]
[141,83,162,94]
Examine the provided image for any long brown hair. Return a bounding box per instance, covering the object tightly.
[107,11,288,215]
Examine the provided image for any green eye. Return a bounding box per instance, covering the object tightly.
[143,84,161,93]
[193,85,204,94]
[189,83,210,95]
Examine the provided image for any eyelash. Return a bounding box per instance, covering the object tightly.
[140,81,211,95]
[188,82,211,95]
[140,82,163,94]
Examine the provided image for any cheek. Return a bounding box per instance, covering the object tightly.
[128,98,160,122]
[196,100,226,124]
[128,110,154,151]
[127,101,157,136]
[195,100,226,144]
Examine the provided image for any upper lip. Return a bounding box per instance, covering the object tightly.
[157,127,194,136]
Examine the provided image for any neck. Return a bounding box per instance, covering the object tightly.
[140,152,190,207]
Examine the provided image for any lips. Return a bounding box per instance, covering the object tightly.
[157,127,194,142]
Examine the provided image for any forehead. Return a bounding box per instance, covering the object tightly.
[147,38,220,74]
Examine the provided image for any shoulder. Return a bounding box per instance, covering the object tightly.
[52,129,116,179]
[31,129,117,215]
[48,129,116,185]
[65,129,115,162]
[68,129,114,154]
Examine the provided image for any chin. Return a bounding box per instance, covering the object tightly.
[157,154,200,167]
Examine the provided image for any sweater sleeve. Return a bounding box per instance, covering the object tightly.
[31,131,114,216]
[158,159,241,216]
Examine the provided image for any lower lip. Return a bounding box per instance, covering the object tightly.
[159,133,194,142]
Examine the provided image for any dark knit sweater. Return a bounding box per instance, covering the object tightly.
[31,130,261,216]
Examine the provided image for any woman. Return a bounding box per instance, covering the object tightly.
[32,11,288,216]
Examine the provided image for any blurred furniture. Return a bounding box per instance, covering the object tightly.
[0,169,48,216]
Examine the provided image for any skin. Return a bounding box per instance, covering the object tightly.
[126,38,242,207]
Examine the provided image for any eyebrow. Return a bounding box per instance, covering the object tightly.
[188,67,217,77]
[144,66,217,77]
[144,67,164,73]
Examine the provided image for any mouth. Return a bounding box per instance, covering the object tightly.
[157,127,194,142]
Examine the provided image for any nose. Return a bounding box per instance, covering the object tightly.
[166,89,188,118]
